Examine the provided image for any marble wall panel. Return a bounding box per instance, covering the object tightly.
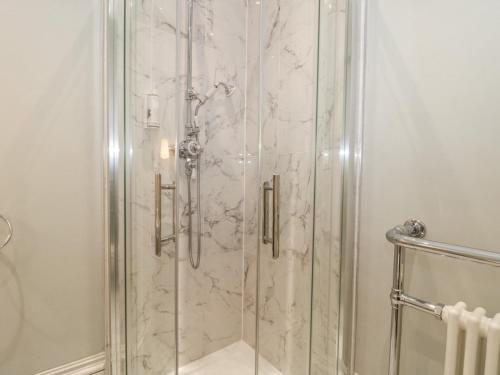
[127,1,341,375]
[128,0,248,374]
[127,1,178,374]
[242,1,328,375]
[175,0,247,367]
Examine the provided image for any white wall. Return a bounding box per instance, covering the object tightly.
[0,1,105,374]
[355,1,500,374]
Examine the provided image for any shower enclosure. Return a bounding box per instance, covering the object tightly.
[106,1,500,374]
[107,0,350,374]
[4,0,500,374]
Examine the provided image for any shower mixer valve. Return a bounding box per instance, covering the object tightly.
[179,138,203,176]
[179,138,202,158]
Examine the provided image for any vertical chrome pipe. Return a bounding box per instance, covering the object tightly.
[388,245,405,375]
[155,173,162,257]
[262,175,280,259]
[170,182,177,244]
[183,0,202,270]
[196,157,202,265]
[186,171,201,269]
[186,0,194,129]
[272,174,280,259]
[263,181,271,244]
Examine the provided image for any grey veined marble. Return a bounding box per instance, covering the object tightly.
[126,0,343,375]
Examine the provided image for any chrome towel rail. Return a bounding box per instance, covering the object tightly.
[0,215,13,250]
[386,219,500,375]
[387,221,500,267]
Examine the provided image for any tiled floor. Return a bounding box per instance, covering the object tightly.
[175,341,283,375]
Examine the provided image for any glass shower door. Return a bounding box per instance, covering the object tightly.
[124,1,178,374]
[121,1,346,374]
[256,146,316,375]
[256,1,318,374]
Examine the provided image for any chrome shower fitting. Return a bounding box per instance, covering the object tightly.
[180,79,235,270]
[193,81,236,117]
[183,0,236,270]
[179,137,202,176]
[214,81,236,97]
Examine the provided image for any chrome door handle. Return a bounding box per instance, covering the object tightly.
[155,173,176,257]
[263,174,280,259]
[0,214,13,250]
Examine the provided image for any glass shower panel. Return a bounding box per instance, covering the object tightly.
[310,0,348,374]
[121,1,346,374]
[176,0,252,373]
[256,1,317,374]
[124,0,255,373]
[124,1,178,374]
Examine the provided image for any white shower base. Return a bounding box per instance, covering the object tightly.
[173,341,283,375]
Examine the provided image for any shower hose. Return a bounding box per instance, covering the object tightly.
[187,157,202,269]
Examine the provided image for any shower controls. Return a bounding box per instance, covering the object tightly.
[183,0,236,270]
[179,138,202,178]
[155,174,176,257]
[262,175,280,259]
[179,139,202,158]
[0,214,13,250]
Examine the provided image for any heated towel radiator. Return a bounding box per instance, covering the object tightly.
[442,303,500,375]
[385,219,500,375]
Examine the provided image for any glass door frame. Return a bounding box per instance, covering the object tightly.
[103,0,369,374]
[336,0,368,374]
[105,0,127,374]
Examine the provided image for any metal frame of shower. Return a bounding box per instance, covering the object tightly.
[386,219,500,375]
[104,0,126,374]
[335,0,368,374]
[103,0,369,374]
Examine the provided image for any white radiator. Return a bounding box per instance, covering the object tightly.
[442,302,500,375]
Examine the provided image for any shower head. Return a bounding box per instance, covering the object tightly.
[214,81,235,97]
[193,81,235,117]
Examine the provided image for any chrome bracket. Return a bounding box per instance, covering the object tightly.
[390,288,444,319]
[390,288,402,309]
[185,88,198,100]
[403,219,426,238]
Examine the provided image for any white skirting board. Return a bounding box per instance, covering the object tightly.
[34,352,105,375]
